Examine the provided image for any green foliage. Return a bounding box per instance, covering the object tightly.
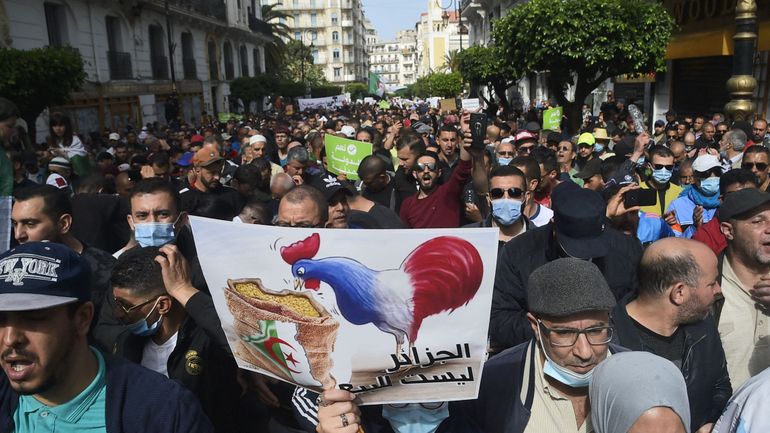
[311,84,342,97]
[0,46,86,134]
[429,72,463,98]
[344,82,368,100]
[262,3,293,73]
[457,45,517,114]
[282,40,326,87]
[275,78,306,98]
[440,49,461,73]
[493,0,673,130]
[229,75,273,105]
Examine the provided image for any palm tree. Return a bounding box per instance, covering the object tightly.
[441,49,461,73]
[261,3,293,74]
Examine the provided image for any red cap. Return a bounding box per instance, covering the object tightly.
[191,134,205,144]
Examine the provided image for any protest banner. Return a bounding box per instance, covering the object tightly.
[439,98,457,111]
[378,100,391,110]
[190,218,499,404]
[297,94,350,111]
[217,112,243,123]
[323,135,372,180]
[461,98,481,111]
[543,106,563,131]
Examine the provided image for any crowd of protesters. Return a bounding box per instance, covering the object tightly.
[0,91,770,433]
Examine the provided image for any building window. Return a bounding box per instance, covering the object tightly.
[333,49,340,60]
[240,45,249,77]
[294,31,301,40]
[223,41,234,80]
[332,31,339,41]
[334,67,341,78]
[310,0,316,6]
[310,13,317,26]
[293,13,300,25]
[311,48,318,63]
[331,13,338,25]
[44,2,68,47]
[106,16,132,80]
[148,24,168,79]
[253,48,261,74]
[181,32,196,80]
[292,0,298,6]
[311,31,317,40]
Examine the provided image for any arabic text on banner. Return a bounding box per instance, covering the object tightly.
[189,218,499,405]
[323,135,373,181]
[297,94,350,112]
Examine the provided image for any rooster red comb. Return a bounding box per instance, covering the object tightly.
[280,233,321,265]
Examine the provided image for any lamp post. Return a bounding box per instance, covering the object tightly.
[438,0,465,52]
[300,29,316,87]
[725,0,757,121]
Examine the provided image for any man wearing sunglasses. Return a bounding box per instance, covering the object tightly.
[466,258,624,433]
[638,146,682,218]
[611,238,730,433]
[110,245,241,433]
[742,146,770,192]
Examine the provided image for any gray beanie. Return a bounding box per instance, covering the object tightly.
[527,258,616,317]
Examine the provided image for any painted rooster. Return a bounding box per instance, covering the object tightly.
[280,233,484,353]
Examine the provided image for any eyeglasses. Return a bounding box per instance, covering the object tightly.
[489,187,525,200]
[275,221,324,228]
[743,162,769,171]
[414,162,437,172]
[653,164,674,170]
[537,320,614,347]
[497,151,515,157]
[113,295,161,316]
[518,146,534,154]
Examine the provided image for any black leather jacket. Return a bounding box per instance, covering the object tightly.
[611,297,732,431]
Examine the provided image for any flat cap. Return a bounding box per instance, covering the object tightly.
[527,258,616,317]
[719,188,770,221]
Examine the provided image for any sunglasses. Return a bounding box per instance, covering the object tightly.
[652,164,674,170]
[113,295,161,316]
[695,168,722,179]
[518,146,534,153]
[414,162,437,172]
[497,151,515,157]
[743,162,769,171]
[489,187,525,200]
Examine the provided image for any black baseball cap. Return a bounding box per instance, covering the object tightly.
[719,188,770,222]
[552,188,609,259]
[576,158,602,180]
[0,242,91,311]
[310,174,354,203]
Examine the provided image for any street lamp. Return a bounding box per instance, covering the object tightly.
[437,0,465,51]
[300,29,316,86]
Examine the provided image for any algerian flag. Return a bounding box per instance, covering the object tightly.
[243,319,321,387]
[368,72,385,97]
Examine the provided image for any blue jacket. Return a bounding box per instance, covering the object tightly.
[0,352,214,433]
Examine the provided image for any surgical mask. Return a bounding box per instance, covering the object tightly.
[651,168,672,184]
[126,298,163,337]
[497,157,512,166]
[382,403,449,433]
[134,216,179,248]
[699,177,720,196]
[491,198,523,226]
[594,143,604,153]
[538,327,593,388]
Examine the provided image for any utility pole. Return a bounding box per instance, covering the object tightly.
[165,0,177,92]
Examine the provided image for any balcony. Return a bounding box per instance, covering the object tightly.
[249,15,273,37]
[341,19,353,27]
[183,57,197,80]
[107,51,132,80]
[151,55,169,79]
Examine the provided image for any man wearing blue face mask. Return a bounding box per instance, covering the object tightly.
[460,258,625,433]
[639,145,682,218]
[464,165,535,251]
[667,153,723,238]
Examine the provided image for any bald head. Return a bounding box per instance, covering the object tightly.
[638,238,717,298]
[270,172,295,199]
[357,154,388,179]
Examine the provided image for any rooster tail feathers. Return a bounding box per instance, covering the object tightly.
[403,236,484,342]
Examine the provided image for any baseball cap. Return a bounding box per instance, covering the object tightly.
[719,188,770,221]
[692,154,721,173]
[654,120,665,128]
[576,158,602,180]
[412,122,431,135]
[552,187,610,259]
[193,148,224,167]
[514,130,537,144]
[310,174,354,203]
[191,134,205,144]
[249,134,267,145]
[525,121,541,133]
[109,132,120,141]
[0,242,92,311]
[577,132,596,146]
[340,125,356,138]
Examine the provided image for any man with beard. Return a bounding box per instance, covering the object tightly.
[0,242,213,433]
[749,118,769,148]
[696,123,718,150]
[399,115,481,228]
[274,127,291,167]
[393,131,425,214]
[717,188,770,389]
[575,132,596,171]
[179,147,240,220]
[742,146,770,191]
[610,238,730,433]
[436,125,460,183]
[464,165,535,251]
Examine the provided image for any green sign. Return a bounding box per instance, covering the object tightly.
[324,135,373,180]
[543,107,563,131]
[378,100,391,110]
[217,112,244,123]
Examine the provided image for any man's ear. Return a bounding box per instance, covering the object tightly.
[527,313,539,341]
[669,282,687,306]
[127,214,136,231]
[157,295,173,315]
[74,302,95,337]
[720,221,735,240]
[59,213,72,235]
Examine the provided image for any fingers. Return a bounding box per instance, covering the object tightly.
[320,389,356,404]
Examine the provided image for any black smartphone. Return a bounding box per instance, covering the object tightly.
[624,188,657,208]
[470,113,488,150]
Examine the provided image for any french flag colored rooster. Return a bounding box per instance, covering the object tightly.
[280,233,484,354]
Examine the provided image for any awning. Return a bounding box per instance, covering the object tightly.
[666,20,770,60]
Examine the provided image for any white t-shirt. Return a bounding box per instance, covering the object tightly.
[530,203,554,227]
[141,331,178,377]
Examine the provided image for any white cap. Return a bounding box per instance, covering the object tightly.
[340,125,356,138]
[692,154,722,172]
[109,133,120,141]
[117,163,131,172]
[249,134,267,145]
[501,137,515,144]
[46,173,69,189]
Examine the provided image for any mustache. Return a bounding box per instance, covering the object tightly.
[2,348,36,361]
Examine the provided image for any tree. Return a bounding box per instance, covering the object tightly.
[311,84,342,97]
[0,46,86,143]
[457,45,518,116]
[441,49,461,73]
[344,82,368,100]
[493,0,673,132]
[229,75,273,110]
[429,72,463,98]
[262,3,293,73]
[283,40,326,87]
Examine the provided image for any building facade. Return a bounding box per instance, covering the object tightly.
[415,0,467,78]
[265,0,368,84]
[1,0,273,137]
[367,29,417,88]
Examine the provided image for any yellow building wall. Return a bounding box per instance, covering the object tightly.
[433,37,445,70]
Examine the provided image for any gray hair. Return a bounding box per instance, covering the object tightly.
[726,129,747,151]
[286,146,310,164]
[638,251,700,297]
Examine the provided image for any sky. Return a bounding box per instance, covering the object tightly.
[362,0,426,41]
